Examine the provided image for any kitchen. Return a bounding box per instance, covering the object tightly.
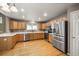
[0,3,79,56]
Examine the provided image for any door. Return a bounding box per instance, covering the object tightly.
[70,10,79,56]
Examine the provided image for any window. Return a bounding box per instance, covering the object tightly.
[27,24,38,30]
[27,24,32,30]
[32,24,38,30]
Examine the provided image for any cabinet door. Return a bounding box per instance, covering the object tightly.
[9,20,26,30]
[29,33,34,40]
[12,35,17,46]
[33,33,37,39]
[16,34,24,42]
[40,33,44,39]
[9,20,13,29]
[38,33,41,39]
[0,38,6,50]
[19,34,24,41]
[6,37,13,49]
[18,22,26,30]
[0,37,13,50]
[18,22,21,29]
[14,21,18,29]
[48,34,53,43]
[9,20,18,29]
[22,22,26,29]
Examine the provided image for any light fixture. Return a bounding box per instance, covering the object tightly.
[9,3,18,12]
[0,3,18,12]
[10,6,18,12]
[31,20,35,24]
[21,8,24,12]
[1,6,10,12]
[22,16,25,18]
[44,12,47,16]
[0,3,9,8]
[38,17,41,20]
[0,3,10,12]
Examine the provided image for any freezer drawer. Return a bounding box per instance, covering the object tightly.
[53,39,65,52]
[54,36,65,42]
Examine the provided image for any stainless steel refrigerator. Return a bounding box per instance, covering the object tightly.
[52,21,68,54]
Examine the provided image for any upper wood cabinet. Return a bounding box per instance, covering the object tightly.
[9,20,17,29]
[41,23,48,30]
[9,20,26,30]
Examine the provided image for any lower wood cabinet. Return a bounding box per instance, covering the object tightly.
[48,34,53,43]
[29,33,44,40]
[12,35,17,47]
[29,33,34,40]
[0,37,13,50]
[0,32,45,50]
[15,34,24,42]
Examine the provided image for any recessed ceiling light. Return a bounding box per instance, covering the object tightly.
[21,8,24,12]
[22,16,25,18]
[38,17,41,20]
[44,12,47,16]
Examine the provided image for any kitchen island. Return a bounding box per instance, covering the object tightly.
[0,31,45,50]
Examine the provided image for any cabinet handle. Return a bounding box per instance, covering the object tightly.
[72,37,76,38]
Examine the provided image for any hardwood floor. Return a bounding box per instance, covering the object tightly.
[0,40,66,56]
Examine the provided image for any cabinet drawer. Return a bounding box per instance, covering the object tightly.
[53,39,65,52]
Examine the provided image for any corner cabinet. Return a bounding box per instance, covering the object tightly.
[0,36,16,50]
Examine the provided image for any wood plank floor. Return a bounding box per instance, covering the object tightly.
[0,40,66,56]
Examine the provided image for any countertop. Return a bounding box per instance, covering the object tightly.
[0,31,45,37]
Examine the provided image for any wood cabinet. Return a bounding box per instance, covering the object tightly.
[18,22,26,29]
[12,35,17,46]
[48,34,53,43]
[40,23,48,30]
[9,20,26,30]
[41,23,45,29]
[29,33,34,40]
[15,34,24,42]
[9,20,17,29]
[0,37,13,50]
[29,33,44,40]
[0,32,45,50]
[38,33,44,39]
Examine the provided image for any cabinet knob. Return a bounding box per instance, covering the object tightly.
[72,37,76,38]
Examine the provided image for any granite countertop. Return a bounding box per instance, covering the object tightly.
[0,31,45,37]
[0,33,16,37]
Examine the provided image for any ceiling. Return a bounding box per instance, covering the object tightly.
[0,3,76,22]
